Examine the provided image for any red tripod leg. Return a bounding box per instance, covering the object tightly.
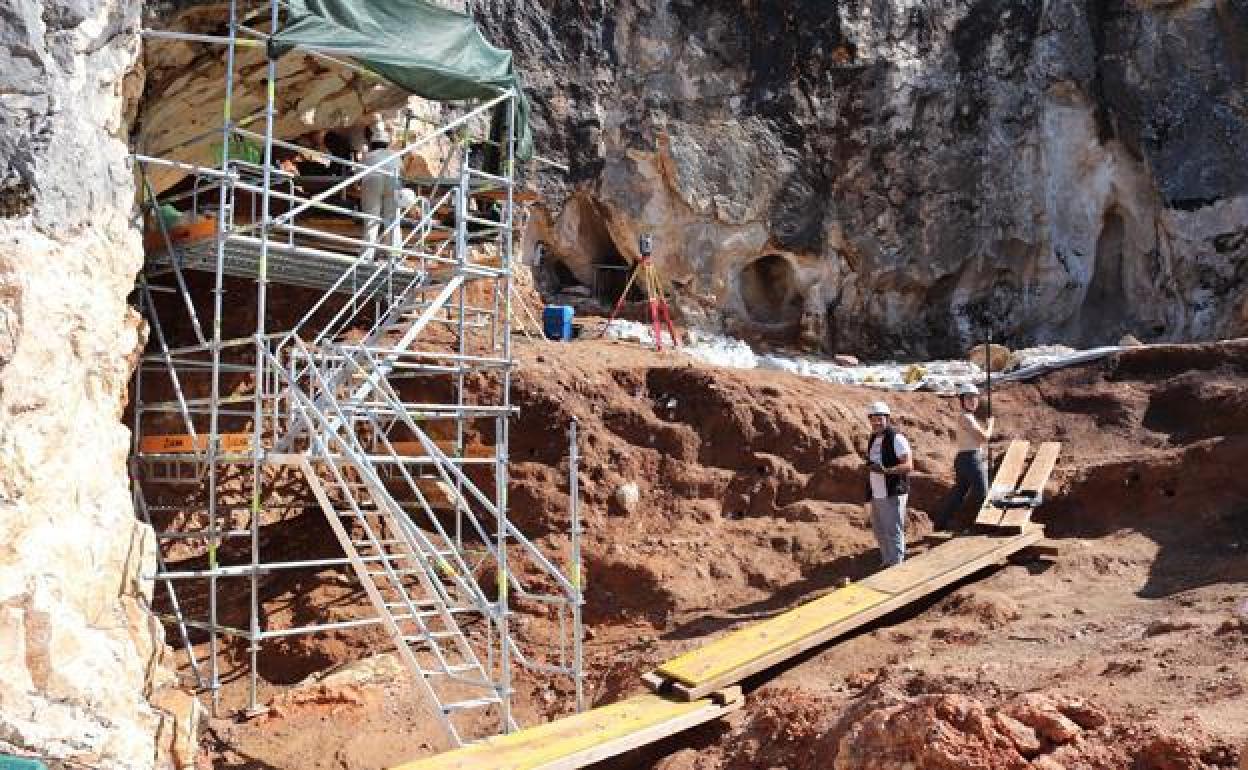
[645,267,664,351]
[660,298,680,348]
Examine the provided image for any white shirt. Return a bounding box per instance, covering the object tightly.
[868,432,911,499]
[360,147,398,216]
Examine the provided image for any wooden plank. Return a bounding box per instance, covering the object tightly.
[138,433,252,454]
[997,442,1061,529]
[472,188,541,204]
[654,584,892,688]
[389,441,495,459]
[143,216,219,252]
[652,527,1044,701]
[973,440,1032,527]
[390,691,741,770]
[857,531,1024,595]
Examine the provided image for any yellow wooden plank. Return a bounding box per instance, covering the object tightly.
[974,440,1032,526]
[655,583,891,687]
[655,527,1046,701]
[857,531,1023,594]
[391,693,732,770]
[998,442,1061,529]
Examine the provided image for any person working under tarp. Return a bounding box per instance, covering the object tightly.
[359,118,401,261]
[287,128,356,210]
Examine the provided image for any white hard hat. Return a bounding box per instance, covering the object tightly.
[867,401,891,417]
[956,382,979,396]
[394,187,418,209]
[369,118,390,145]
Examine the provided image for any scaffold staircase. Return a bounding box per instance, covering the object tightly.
[133,66,583,746]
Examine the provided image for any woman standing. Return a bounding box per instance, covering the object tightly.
[933,383,994,532]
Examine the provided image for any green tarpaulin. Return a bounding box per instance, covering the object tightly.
[273,0,531,159]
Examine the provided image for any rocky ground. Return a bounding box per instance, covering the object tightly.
[182,333,1248,769]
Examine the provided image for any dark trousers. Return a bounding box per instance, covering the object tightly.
[933,450,989,530]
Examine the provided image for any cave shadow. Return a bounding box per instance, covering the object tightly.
[594,717,732,769]
[201,724,284,770]
[1053,518,1248,601]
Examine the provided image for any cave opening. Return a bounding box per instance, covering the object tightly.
[738,254,804,325]
[1080,206,1129,345]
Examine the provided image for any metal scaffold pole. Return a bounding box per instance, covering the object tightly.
[205,0,240,715]
[569,417,585,713]
[245,0,280,714]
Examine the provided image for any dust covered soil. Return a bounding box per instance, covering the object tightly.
[200,338,1248,769]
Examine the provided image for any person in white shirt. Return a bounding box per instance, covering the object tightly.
[864,401,913,567]
[359,122,399,261]
[932,382,994,532]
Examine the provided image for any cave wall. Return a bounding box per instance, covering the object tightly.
[0,0,194,767]
[478,0,1248,356]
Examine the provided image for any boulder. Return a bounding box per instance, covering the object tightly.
[967,343,1013,373]
[613,482,641,514]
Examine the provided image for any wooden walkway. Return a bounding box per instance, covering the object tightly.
[390,440,1060,768]
[391,526,1045,770]
[392,690,742,770]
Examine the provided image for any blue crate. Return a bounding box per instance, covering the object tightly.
[543,305,574,341]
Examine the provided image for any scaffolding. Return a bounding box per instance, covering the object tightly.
[130,0,583,747]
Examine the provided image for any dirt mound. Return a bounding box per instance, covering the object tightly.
[663,681,1240,770]
[195,337,1248,768]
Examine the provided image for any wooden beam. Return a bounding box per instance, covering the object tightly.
[138,432,252,454]
[997,442,1062,530]
[649,527,1045,701]
[471,188,541,204]
[390,690,741,770]
[137,434,489,459]
[974,440,1032,527]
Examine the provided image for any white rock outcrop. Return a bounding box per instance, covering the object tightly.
[0,0,195,767]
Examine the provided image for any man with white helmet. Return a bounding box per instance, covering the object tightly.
[932,382,994,532]
[864,401,913,567]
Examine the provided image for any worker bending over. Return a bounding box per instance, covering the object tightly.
[864,401,913,567]
[932,383,994,532]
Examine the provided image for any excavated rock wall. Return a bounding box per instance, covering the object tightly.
[478,0,1248,357]
[0,0,193,767]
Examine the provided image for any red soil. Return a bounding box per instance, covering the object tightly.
[193,337,1248,769]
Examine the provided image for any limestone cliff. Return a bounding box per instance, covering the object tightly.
[478,0,1248,356]
[0,0,193,767]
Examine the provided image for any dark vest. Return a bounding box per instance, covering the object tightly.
[865,426,911,500]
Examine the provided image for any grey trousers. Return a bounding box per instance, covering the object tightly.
[870,494,908,567]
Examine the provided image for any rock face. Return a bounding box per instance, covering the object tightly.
[136,0,473,193]
[478,0,1248,356]
[0,0,193,767]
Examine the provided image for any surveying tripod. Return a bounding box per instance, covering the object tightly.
[600,234,681,351]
